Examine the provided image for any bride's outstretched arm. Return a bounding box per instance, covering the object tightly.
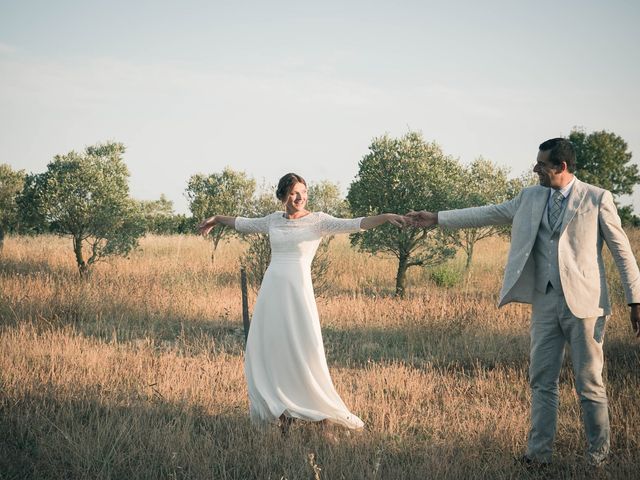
[360,213,406,230]
[198,215,236,236]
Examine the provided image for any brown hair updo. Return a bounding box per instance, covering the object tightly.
[276,173,307,201]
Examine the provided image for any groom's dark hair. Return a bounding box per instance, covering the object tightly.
[276,173,307,201]
[539,138,576,173]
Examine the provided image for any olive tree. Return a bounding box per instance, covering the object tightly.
[185,167,255,256]
[570,128,639,197]
[0,164,26,252]
[348,131,461,297]
[18,142,145,276]
[447,158,525,270]
[307,180,349,217]
[139,194,187,234]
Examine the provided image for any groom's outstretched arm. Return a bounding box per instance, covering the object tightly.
[407,191,523,230]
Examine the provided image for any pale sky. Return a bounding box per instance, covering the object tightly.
[1,0,639,214]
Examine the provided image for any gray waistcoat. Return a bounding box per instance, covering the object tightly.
[533,200,566,293]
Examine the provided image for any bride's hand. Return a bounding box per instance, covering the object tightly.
[387,214,408,228]
[198,216,217,236]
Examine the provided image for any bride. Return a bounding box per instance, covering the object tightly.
[199,173,404,430]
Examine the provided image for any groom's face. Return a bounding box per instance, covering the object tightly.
[534,150,563,188]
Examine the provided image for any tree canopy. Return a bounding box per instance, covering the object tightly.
[0,164,26,251]
[570,128,640,197]
[445,158,525,269]
[348,131,461,296]
[307,181,348,217]
[139,194,190,234]
[18,142,145,275]
[185,167,255,253]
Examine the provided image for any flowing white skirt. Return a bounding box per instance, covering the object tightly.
[244,258,363,429]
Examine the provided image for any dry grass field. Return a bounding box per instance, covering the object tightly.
[1,231,639,479]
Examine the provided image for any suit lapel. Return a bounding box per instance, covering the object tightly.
[530,187,548,234]
[559,178,586,236]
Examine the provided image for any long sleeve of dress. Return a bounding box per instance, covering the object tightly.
[235,213,274,234]
[315,212,363,236]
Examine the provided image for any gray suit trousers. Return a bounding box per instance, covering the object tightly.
[526,286,609,463]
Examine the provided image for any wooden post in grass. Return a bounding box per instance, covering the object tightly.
[240,267,250,341]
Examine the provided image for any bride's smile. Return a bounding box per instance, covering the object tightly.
[284,182,308,218]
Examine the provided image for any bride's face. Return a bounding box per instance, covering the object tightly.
[284,182,308,212]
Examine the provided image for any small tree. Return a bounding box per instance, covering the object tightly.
[0,164,25,252]
[139,194,183,235]
[18,142,145,276]
[570,128,640,197]
[447,158,524,270]
[348,131,461,297]
[307,181,349,217]
[186,167,255,256]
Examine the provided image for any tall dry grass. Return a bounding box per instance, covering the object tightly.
[1,232,639,479]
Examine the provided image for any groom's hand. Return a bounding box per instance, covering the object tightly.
[406,210,438,228]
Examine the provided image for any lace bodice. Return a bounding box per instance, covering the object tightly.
[235,212,363,263]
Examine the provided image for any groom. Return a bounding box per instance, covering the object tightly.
[407,138,640,466]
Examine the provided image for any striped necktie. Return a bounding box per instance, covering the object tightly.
[548,190,564,229]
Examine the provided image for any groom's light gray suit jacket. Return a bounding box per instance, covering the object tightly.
[439,178,640,318]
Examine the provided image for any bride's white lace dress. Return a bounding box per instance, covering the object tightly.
[235,211,365,429]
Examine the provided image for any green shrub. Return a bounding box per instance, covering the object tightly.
[429,264,463,288]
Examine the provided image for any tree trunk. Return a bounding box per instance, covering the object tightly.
[73,235,89,277]
[395,254,409,298]
[0,225,4,254]
[464,242,474,270]
[211,236,220,263]
[240,267,250,341]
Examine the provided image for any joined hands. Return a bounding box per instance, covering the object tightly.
[403,211,438,228]
[198,216,218,236]
[378,212,438,229]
